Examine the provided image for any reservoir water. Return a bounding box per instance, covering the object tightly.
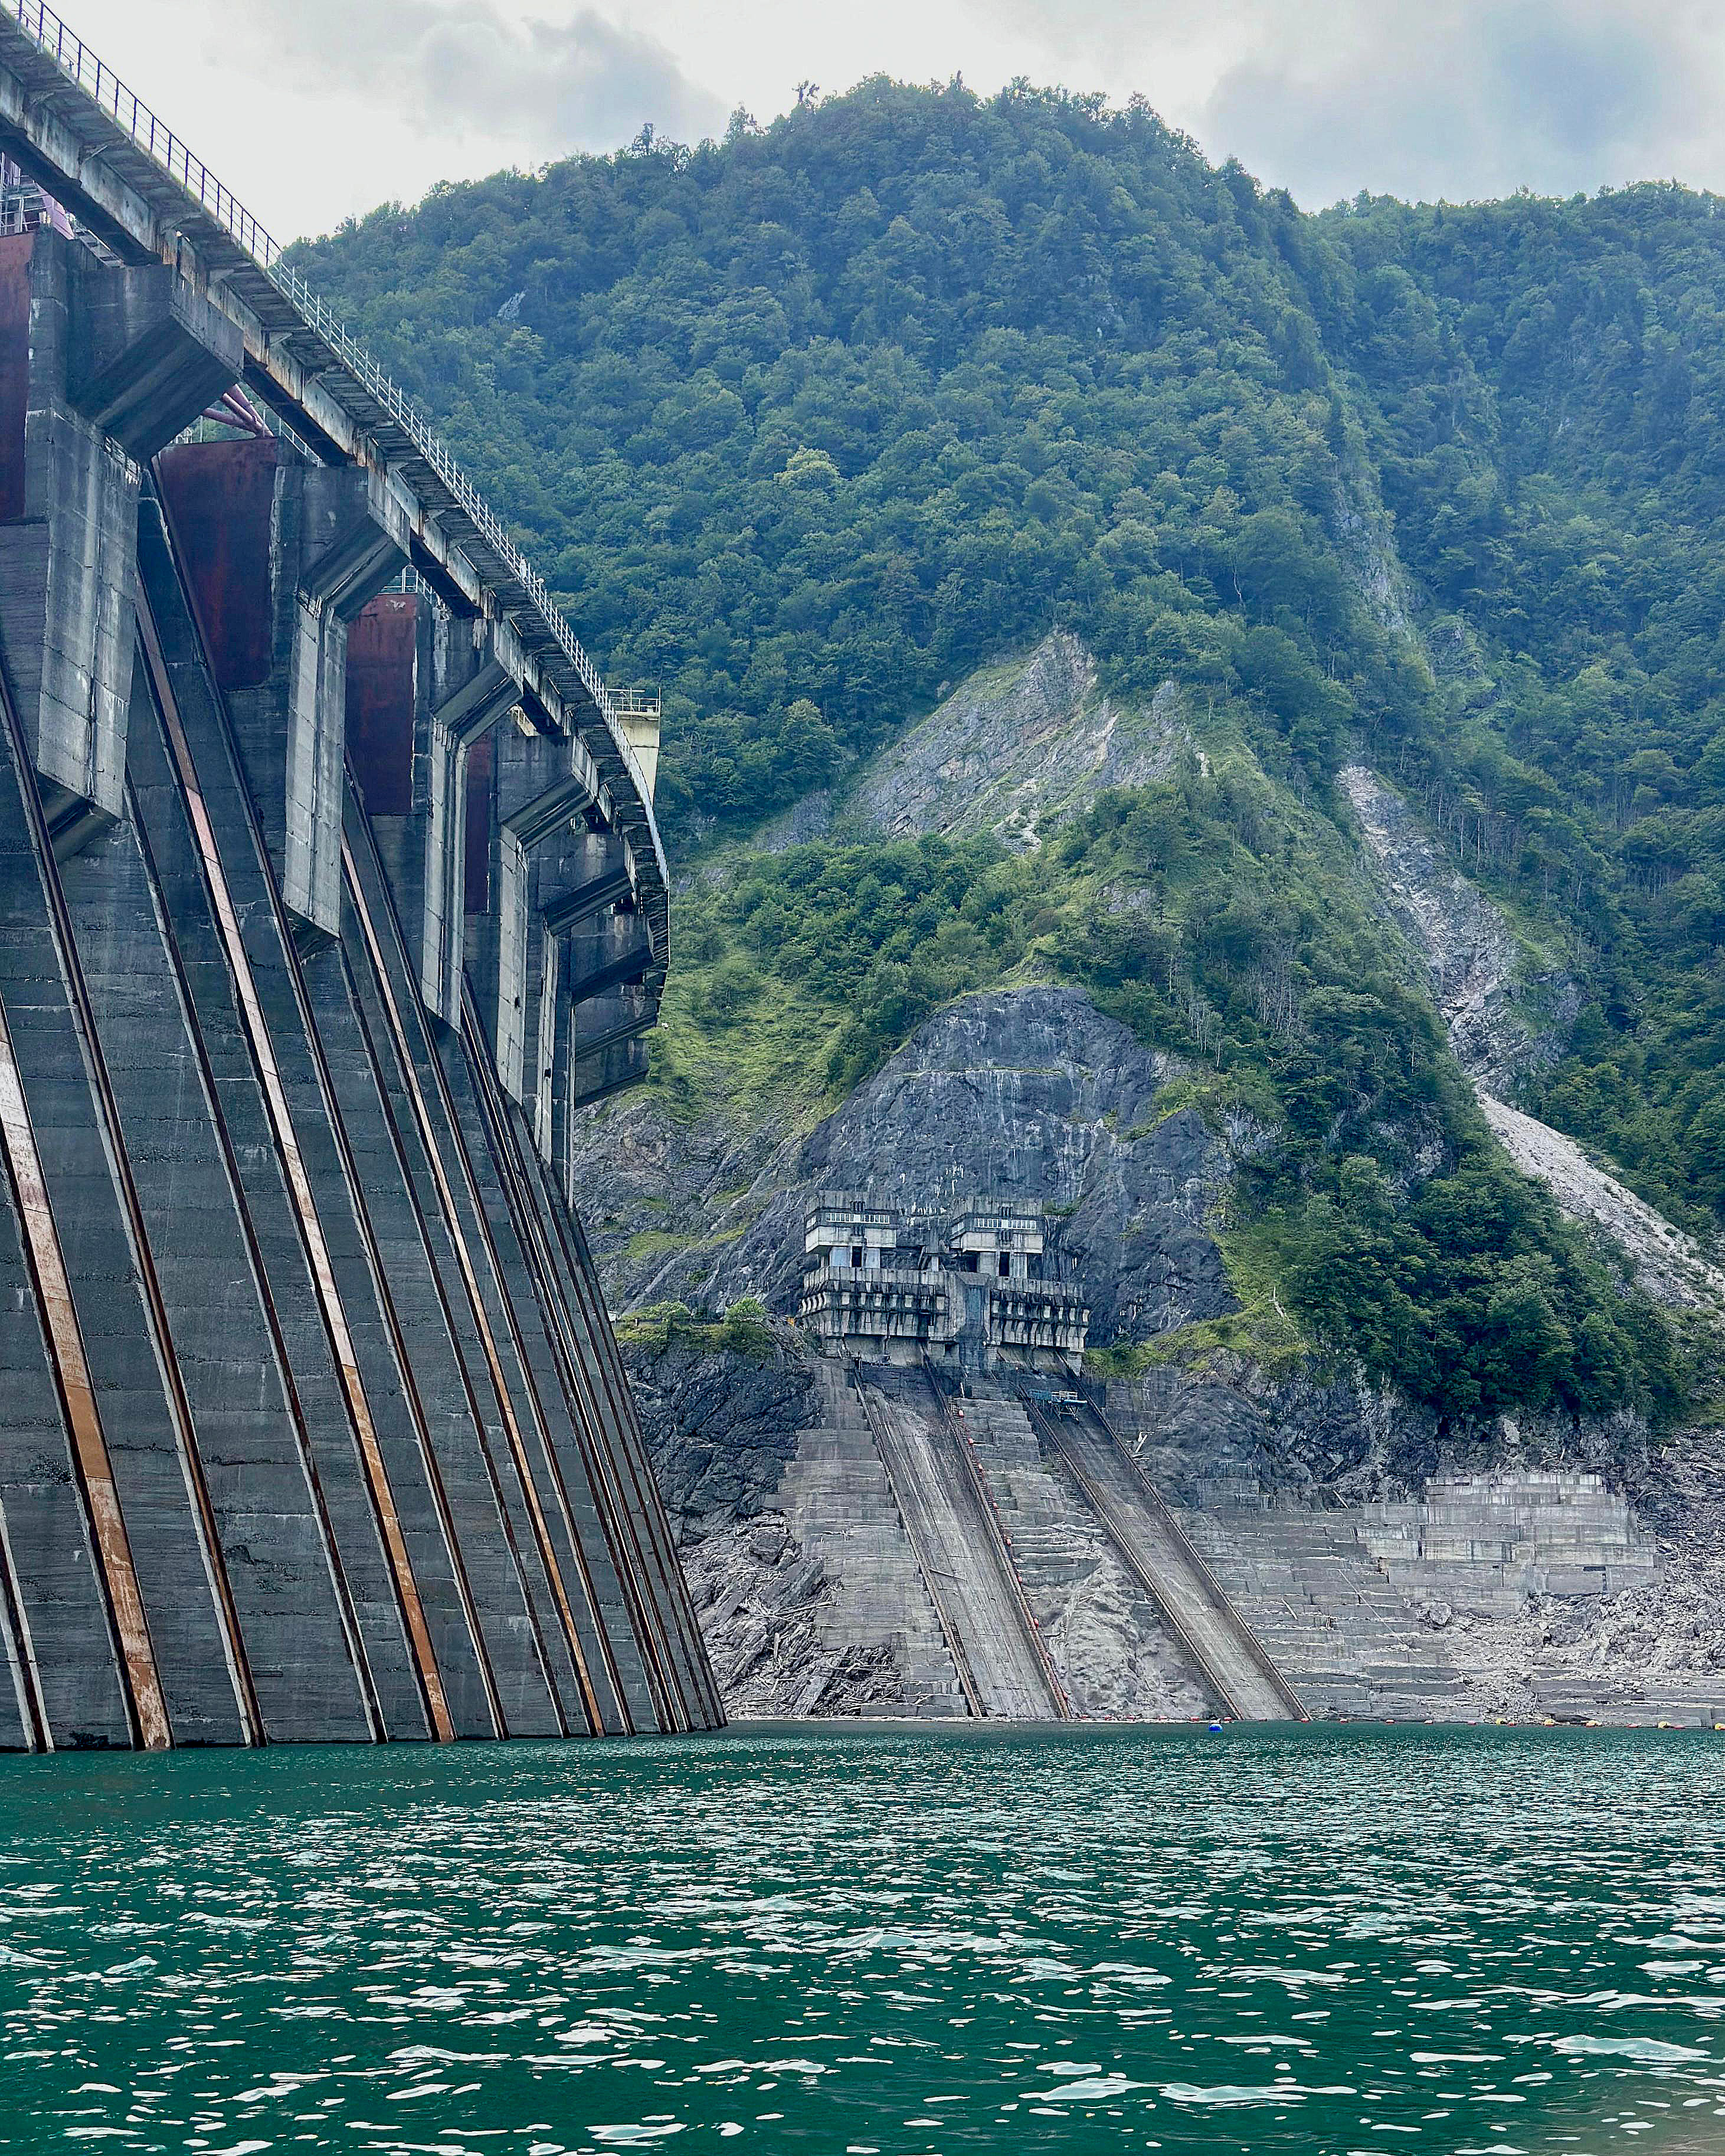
[2,1722,1723,2152]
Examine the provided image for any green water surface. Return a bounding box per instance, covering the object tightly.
[2,1722,1723,2153]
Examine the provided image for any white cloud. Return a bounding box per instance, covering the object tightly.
[1198,0,1716,204]
[241,0,727,170]
[27,0,1725,240]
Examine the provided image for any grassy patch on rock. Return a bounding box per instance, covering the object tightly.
[611,1297,785,1361]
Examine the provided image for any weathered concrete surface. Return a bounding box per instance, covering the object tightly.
[631,1345,967,1718]
[860,1368,1063,1718]
[0,6,673,1003]
[159,443,405,941]
[956,1391,1212,1720]
[0,323,712,1752]
[0,228,233,847]
[1032,1398,1301,1718]
[1177,1458,1725,1725]
[0,28,710,1752]
[630,1336,1222,1724]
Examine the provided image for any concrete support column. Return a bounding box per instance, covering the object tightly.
[0,229,238,851]
[528,836,644,1175]
[555,913,653,1148]
[348,599,527,1030]
[157,438,406,940]
[474,725,603,1116]
[541,831,631,933]
[424,614,523,1025]
[565,908,653,1006]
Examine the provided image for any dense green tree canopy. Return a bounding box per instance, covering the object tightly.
[293,83,1725,1422]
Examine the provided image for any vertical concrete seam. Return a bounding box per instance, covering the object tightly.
[466,1063,639,1733]
[556,1191,720,1725]
[554,1194,718,1719]
[546,1145,704,1727]
[340,833,604,1733]
[0,650,226,1748]
[922,1361,1068,1721]
[456,1000,673,1732]
[0,991,168,1748]
[332,930,518,1740]
[453,990,647,1729]
[52,753,268,1746]
[487,1072,689,1731]
[847,1358,983,1721]
[0,1492,48,1751]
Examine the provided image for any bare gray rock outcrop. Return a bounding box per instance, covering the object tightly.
[621,1333,816,1541]
[1106,1357,1655,1508]
[623,1329,912,1717]
[1340,762,1725,1312]
[617,984,1239,1346]
[843,632,1184,849]
[1338,762,1579,1093]
[1479,1097,1725,1312]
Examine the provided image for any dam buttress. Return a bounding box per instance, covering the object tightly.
[0,8,719,1747]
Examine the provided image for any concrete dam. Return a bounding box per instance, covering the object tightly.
[0,5,719,1747]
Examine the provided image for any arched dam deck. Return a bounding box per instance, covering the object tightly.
[0,6,719,1747]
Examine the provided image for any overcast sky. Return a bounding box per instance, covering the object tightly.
[47,0,1725,242]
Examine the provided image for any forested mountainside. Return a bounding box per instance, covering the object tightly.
[292,81,1725,1437]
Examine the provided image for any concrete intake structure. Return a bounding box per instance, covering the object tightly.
[0,12,721,1747]
[800,1194,1091,1372]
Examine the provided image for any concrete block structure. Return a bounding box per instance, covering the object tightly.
[0,17,717,1748]
[799,1192,1090,1372]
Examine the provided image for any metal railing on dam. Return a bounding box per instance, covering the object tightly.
[0,0,667,981]
[0,6,718,1747]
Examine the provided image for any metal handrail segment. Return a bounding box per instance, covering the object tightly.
[0,0,625,734]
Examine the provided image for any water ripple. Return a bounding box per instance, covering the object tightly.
[2,1724,1723,2151]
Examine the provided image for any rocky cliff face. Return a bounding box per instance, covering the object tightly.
[582,661,1725,1725]
[844,631,1184,849]
[620,1333,885,1719]
[1340,762,1725,1314]
[1338,763,1579,1093]
[1109,1361,1653,1510]
[579,984,1239,1344]
[623,1335,816,1541]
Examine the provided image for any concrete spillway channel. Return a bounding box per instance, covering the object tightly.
[1022,1395,1306,1722]
[847,1360,1068,1719]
